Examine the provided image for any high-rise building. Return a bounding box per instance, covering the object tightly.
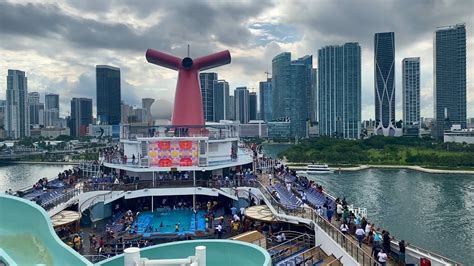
[142,98,155,124]
[28,92,44,126]
[70,98,92,138]
[228,95,235,121]
[121,102,132,124]
[0,100,6,129]
[310,68,318,122]
[199,72,218,122]
[259,78,272,122]
[402,57,421,136]
[248,92,258,121]
[44,93,59,127]
[433,24,467,138]
[45,93,59,111]
[318,43,361,139]
[235,87,249,124]
[6,69,29,138]
[212,80,229,122]
[272,53,312,138]
[96,65,121,125]
[374,32,396,136]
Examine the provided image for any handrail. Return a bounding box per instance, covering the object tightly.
[79,191,112,212]
[254,181,380,266]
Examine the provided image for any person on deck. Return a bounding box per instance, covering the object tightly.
[355,226,365,248]
[398,239,409,265]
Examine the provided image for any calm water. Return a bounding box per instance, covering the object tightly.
[263,143,474,263]
[1,162,472,263]
[310,169,474,264]
[0,164,75,192]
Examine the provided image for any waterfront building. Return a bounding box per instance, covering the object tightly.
[239,120,268,138]
[0,100,6,129]
[318,43,361,139]
[199,72,218,122]
[28,92,44,127]
[374,32,396,136]
[310,68,318,123]
[96,65,121,125]
[433,24,467,139]
[6,69,30,139]
[468,117,474,128]
[402,57,421,137]
[267,120,292,139]
[142,98,155,125]
[228,95,236,121]
[248,92,258,121]
[444,125,474,144]
[259,78,272,122]
[45,93,59,127]
[121,102,132,124]
[40,127,70,138]
[212,80,230,122]
[272,52,312,138]
[70,98,92,138]
[235,87,249,124]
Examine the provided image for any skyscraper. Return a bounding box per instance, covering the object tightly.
[6,69,29,138]
[310,68,318,123]
[28,92,44,126]
[142,98,155,124]
[199,72,218,122]
[70,98,92,138]
[228,95,235,121]
[248,92,258,121]
[272,53,312,138]
[45,93,59,111]
[402,57,421,136]
[374,32,396,136]
[45,93,59,127]
[433,24,466,138]
[235,87,249,124]
[212,80,230,121]
[259,78,272,122]
[318,43,361,139]
[96,65,121,125]
[0,100,7,130]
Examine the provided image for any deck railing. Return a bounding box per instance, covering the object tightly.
[254,181,380,266]
[82,179,259,193]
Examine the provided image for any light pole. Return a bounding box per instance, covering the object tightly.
[193,170,196,211]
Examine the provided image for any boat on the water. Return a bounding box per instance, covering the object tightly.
[305,164,334,174]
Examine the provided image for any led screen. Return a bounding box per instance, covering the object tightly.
[148,140,199,167]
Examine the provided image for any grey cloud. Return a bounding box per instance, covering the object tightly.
[0,1,272,55]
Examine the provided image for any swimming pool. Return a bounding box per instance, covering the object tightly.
[134,209,206,236]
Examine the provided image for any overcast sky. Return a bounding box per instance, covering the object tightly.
[0,0,473,120]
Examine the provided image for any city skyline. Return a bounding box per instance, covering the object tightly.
[0,0,473,121]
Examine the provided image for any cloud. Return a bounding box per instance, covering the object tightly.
[0,0,472,122]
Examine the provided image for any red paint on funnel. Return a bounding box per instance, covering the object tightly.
[146,49,231,127]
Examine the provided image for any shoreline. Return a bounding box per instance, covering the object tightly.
[286,163,474,174]
[2,161,80,166]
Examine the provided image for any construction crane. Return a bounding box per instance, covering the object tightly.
[264,71,271,79]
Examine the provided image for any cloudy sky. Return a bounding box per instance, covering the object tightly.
[0,0,473,120]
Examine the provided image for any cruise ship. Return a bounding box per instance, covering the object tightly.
[0,48,462,266]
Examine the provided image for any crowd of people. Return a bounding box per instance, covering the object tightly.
[268,161,409,266]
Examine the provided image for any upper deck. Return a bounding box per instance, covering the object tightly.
[102,123,253,172]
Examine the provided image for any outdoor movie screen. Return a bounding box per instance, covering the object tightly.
[148,140,199,167]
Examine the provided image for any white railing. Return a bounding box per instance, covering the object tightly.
[124,246,206,266]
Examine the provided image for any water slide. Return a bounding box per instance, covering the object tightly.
[0,194,92,266]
